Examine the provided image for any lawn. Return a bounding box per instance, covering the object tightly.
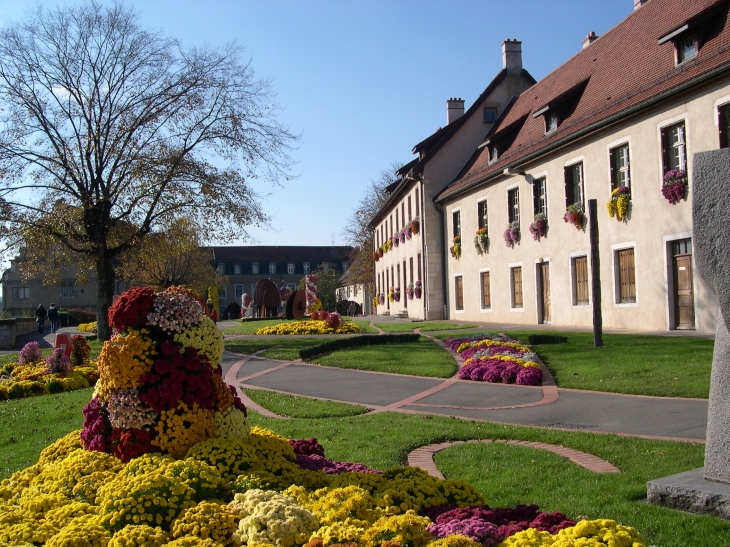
[2,388,728,547]
[244,388,368,418]
[225,338,325,361]
[310,337,457,377]
[375,321,477,333]
[432,330,714,399]
[222,317,378,335]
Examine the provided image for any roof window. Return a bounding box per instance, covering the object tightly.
[532,77,590,135]
[657,0,729,66]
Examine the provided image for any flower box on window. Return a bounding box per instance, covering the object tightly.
[474,227,489,255]
[661,170,687,205]
[607,186,631,220]
[529,213,548,241]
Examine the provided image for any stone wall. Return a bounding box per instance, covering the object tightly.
[0,317,39,349]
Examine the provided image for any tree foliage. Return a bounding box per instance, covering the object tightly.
[341,164,400,290]
[116,218,226,296]
[0,2,297,339]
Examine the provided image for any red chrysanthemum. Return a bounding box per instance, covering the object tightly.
[111,427,158,462]
[108,286,155,331]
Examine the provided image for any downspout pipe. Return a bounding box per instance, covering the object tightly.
[435,201,449,320]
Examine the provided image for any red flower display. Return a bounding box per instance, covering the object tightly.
[138,341,216,412]
[111,427,158,462]
[108,286,155,331]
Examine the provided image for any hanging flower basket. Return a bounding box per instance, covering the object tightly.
[379,294,385,305]
[503,221,520,248]
[398,229,406,243]
[563,203,585,230]
[373,252,379,262]
[474,227,489,255]
[385,239,393,252]
[450,235,462,259]
[662,170,687,205]
[378,247,384,258]
[407,282,415,300]
[411,216,420,234]
[394,287,401,302]
[404,226,412,241]
[529,213,548,241]
[392,235,399,248]
[606,186,631,221]
[388,288,395,302]
[414,280,422,299]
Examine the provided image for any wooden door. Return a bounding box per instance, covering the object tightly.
[674,254,695,329]
[539,262,551,323]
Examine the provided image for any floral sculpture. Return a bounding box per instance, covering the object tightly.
[305,274,322,315]
[450,235,462,259]
[661,169,687,204]
[503,221,520,248]
[607,186,631,220]
[474,227,489,255]
[529,214,548,241]
[280,285,293,302]
[563,203,585,230]
[81,285,243,460]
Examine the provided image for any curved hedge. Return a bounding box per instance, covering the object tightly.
[299,333,420,360]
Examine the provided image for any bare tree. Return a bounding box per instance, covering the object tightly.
[342,164,400,290]
[0,2,297,339]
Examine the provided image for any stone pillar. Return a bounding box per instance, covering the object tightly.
[646,149,730,520]
[693,148,730,484]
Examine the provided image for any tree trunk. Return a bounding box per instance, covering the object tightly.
[96,251,116,341]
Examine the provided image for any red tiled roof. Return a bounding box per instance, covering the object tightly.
[436,0,730,203]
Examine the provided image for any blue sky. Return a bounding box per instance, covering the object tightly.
[0,0,632,248]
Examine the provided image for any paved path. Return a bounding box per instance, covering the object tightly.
[220,344,708,443]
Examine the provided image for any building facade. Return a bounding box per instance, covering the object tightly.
[372,0,726,334]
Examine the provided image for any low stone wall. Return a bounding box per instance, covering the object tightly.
[0,317,39,349]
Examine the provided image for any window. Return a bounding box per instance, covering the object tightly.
[564,162,584,208]
[235,284,244,298]
[532,177,547,216]
[402,260,407,308]
[661,122,687,174]
[234,264,241,275]
[678,35,697,63]
[508,188,520,224]
[719,103,730,149]
[342,262,349,272]
[409,257,413,283]
[217,263,225,275]
[323,263,330,272]
[303,262,310,274]
[59,284,76,298]
[481,272,491,309]
[616,248,636,304]
[476,200,489,234]
[354,284,358,297]
[546,111,558,133]
[269,263,276,275]
[511,267,523,308]
[287,283,296,291]
[252,262,259,275]
[572,257,589,305]
[218,286,227,299]
[415,188,420,218]
[408,196,412,221]
[417,254,422,282]
[455,276,464,310]
[12,286,29,300]
[396,210,399,231]
[401,203,405,228]
[483,107,497,123]
[251,284,257,296]
[287,263,295,275]
[489,145,498,164]
[452,210,461,238]
[673,239,692,256]
[610,144,631,191]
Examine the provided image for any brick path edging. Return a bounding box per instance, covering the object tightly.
[407,439,620,480]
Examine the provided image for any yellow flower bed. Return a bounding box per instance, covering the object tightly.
[78,321,98,332]
[456,339,530,354]
[464,354,541,370]
[254,321,362,336]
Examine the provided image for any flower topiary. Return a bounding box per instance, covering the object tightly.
[108,286,156,331]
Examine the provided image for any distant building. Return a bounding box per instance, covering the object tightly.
[336,267,373,316]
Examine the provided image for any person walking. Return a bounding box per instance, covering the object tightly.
[47,303,60,333]
[35,304,47,334]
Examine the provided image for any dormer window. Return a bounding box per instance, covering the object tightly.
[489,145,499,164]
[678,35,697,63]
[483,107,497,123]
[546,112,558,133]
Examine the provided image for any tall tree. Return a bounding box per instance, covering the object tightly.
[341,164,400,291]
[116,218,226,296]
[0,2,296,339]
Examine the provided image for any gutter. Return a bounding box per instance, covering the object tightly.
[434,60,730,204]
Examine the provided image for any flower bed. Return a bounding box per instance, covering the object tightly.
[445,334,543,386]
[0,427,648,546]
[254,320,362,335]
[0,339,99,400]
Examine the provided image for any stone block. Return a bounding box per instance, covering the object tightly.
[647,468,730,520]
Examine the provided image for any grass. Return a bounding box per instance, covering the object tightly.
[1,389,728,546]
[244,388,368,418]
[222,317,377,335]
[225,338,326,361]
[432,329,714,399]
[375,321,477,333]
[310,337,457,377]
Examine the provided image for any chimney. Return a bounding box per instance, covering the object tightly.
[634,0,648,9]
[446,98,465,125]
[502,39,522,73]
[582,31,598,49]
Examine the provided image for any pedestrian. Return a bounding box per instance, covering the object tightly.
[35,304,47,334]
[47,302,60,333]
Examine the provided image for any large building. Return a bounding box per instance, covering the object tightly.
[371,0,725,334]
